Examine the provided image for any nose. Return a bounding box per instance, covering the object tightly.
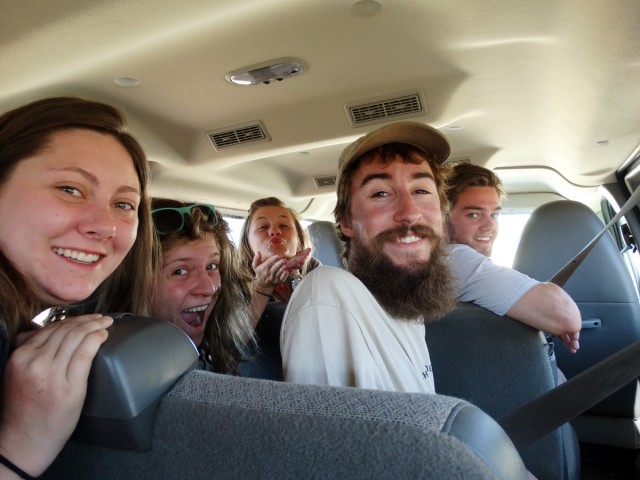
[192,269,218,297]
[268,225,281,236]
[392,191,422,225]
[79,204,116,240]
[479,215,497,231]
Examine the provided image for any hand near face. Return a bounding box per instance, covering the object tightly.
[0,314,113,476]
[284,247,311,271]
[253,247,311,289]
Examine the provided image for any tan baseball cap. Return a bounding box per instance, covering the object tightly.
[337,121,451,179]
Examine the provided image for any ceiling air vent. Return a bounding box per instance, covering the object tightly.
[346,91,425,127]
[314,175,337,188]
[207,121,271,150]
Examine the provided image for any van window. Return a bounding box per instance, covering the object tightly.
[492,213,530,267]
[225,216,245,247]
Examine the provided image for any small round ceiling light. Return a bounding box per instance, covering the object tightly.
[114,77,140,88]
[350,0,382,17]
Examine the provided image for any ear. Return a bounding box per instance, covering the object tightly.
[339,218,354,239]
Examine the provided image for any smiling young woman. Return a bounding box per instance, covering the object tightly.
[0,96,154,479]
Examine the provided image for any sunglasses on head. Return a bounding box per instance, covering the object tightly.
[151,203,218,235]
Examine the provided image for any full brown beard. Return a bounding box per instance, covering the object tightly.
[348,225,456,323]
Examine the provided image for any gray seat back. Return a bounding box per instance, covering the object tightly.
[306,220,344,268]
[513,200,640,449]
[44,371,529,480]
[426,302,580,480]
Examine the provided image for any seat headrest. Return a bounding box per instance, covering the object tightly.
[73,314,199,451]
[513,200,637,302]
[306,221,344,269]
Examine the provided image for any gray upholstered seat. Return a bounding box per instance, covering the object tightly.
[513,200,640,449]
[425,302,580,480]
[241,302,580,479]
[306,220,344,268]
[43,371,528,479]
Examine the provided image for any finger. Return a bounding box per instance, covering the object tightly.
[257,255,283,277]
[285,257,304,270]
[285,248,312,270]
[252,251,263,270]
[561,334,579,354]
[45,315,113,377]
[267,259,286,279]
[15,329,38,347]
[20,313,104,350]
[569,332,580,352]
[63,327,111,384]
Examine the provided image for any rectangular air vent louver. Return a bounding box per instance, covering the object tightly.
[207,121,271,150]
[314,175,337,188]
[346,91,425,127]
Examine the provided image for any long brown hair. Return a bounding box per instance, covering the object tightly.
[151,198,254,374]
[0,96,154,339]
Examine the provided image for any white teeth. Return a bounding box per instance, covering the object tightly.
[184,305,208,327]
[53,248,100,264]
[184,305,208,313]
[397,235,421,244]
[475,237,490,241]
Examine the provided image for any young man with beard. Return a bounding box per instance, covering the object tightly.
[280,121,580,394]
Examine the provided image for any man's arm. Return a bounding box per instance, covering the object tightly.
[450,244,581,353]
[506,283,581,353]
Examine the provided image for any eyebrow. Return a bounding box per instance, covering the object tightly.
[461,205,503,212]
[359,171,435,188]
[254,214,292,222]
[52,166,140,195]
[165,251,221,265]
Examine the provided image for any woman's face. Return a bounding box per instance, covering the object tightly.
[0,129,140,307]
[248,205,299,259]
[152,235,221,346]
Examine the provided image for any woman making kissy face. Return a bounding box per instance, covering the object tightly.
[239,197,316,327]
[0,96,153,479]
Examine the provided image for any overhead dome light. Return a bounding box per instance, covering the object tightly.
[350,0,382,17]
[225,58,306,86]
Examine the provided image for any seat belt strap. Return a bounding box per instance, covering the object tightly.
[499,339,640,450]
[549,186,640,286]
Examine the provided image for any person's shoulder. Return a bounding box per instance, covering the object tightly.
[306,265,353,281]
[449,243,482,258]
[292,266,363,304]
